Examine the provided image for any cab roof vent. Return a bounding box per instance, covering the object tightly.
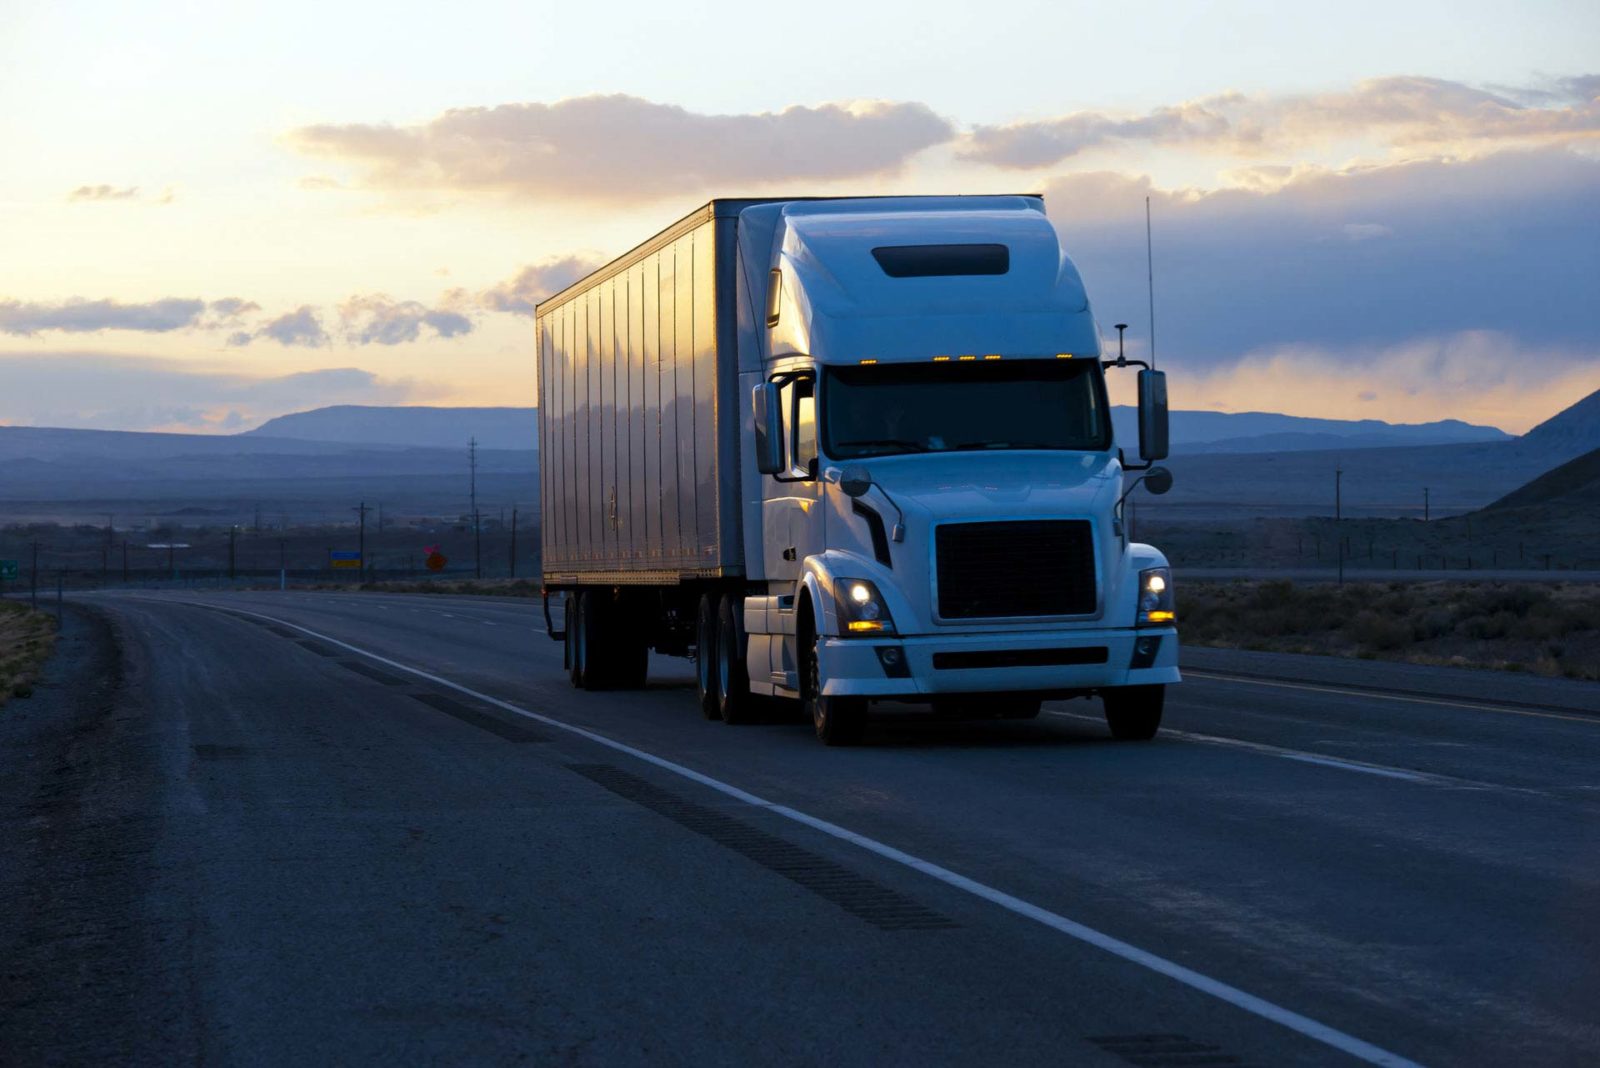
[871,243,1009,278]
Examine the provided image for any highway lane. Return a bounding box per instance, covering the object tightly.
[9,589,1600,1065]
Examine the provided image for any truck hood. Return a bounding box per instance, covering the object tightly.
[858,451,1121,520]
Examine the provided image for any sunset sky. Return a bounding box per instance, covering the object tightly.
[1,0,1596,434]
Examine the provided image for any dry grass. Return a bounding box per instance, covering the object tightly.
[1179,580,1600,680]
[0,600,58,704]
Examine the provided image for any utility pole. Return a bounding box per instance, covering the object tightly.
[469,437,481,579]
[354,502,370,581]
[1423,487,1430,523]
[1335,467,1344,587]
[510,507,518,578]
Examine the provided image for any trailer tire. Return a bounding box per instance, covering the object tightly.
[716,594,754,724]
[576,590,612,690]
[695,593,721,720]
[1103,684,1164,740]
[807,632,865,746]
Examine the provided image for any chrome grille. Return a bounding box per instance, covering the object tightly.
[935,520,1096,619]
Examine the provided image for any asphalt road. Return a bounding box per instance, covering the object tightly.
[4,589,1598,1066]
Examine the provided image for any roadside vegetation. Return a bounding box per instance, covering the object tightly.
[0,601,58,704]
[349,578,539,597]
[1179,580,1599,680]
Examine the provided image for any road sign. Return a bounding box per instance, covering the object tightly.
[0,559,16,581]
[425,551,447,572]
[331,550,362,570]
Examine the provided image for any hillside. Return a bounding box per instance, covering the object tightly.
[1483,446,1600,512]
[1521,387,1600,455]
[247,406,536,450]
[1110,408,1506,450]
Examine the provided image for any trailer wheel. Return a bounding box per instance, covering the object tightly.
[716,594,754,724]
[1103,684,1164,740]
[695,593,720,720]
[807,633,865,746]
[575,590,610,690]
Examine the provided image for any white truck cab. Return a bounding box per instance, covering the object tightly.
[539,196,1178,745]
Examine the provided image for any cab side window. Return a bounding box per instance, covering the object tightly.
[775,374,817,481]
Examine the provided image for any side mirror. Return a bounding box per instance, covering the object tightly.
[1143,465,1173,495]
[753,383,784,475]
[839,465,873,498]
[1137,369,1169,461]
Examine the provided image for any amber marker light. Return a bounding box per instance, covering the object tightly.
[1056,353,1074,359]
[932,355,951,362]
[957,354,977,361]
[859,358,878,365]
[983,354,1002,360]
[1145,611,1176,624]
[847,620,887,632]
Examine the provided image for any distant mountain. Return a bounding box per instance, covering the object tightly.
[1483,446,1600,512]
[1110,408,1508,452]
[1520,387,1600,455]
[247,406,536,450]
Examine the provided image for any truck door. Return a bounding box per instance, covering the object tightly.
[761,372,823,585]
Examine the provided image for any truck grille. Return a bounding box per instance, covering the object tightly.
[935,520,1096,619]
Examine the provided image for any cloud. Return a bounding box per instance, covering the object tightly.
[337,294,473,345]
[0,354,430,433]
[480,256,606,315]
[1043,147,1600,369]
[205,297,262,322]
[0,297,206,335]
[962,74,1600,167]
[232,305,331,348]
[288,94,954,202]
[1158,331,1600,435]
[68,184,141,201]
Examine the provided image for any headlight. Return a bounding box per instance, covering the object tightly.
[1137,567,1175,626]
[836,579,896,636]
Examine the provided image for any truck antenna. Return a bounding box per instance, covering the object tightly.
[1145,195,1156,371]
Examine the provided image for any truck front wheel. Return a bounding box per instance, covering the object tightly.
[807,634,866,746]
[1103,684,1164,740]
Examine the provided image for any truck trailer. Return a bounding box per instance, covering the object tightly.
[537,195,1179,745]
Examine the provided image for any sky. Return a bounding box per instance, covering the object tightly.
[0,0,1596,434]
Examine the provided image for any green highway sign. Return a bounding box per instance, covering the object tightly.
[0,559,17,581]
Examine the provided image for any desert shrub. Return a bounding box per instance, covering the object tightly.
[1350,611,1413,650]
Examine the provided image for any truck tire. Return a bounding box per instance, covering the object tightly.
[716,594,754,724]
[695,593,721,720]
[1103,684,1164,740]
[807,633,866,746]
[576,590,610,690]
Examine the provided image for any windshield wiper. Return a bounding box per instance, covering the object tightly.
[835,438,931,453]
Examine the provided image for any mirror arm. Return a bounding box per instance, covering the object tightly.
[875,484,907,542]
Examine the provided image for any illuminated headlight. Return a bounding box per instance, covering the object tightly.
[1137,567,1175,626]
[837,579,895,635]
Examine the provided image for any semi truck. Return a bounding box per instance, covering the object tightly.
[537,195,1178,745]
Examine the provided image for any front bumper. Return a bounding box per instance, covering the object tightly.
[818,627,1180,697]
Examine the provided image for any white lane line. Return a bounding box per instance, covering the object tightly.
[1045,710,1511,790]
[171,598,1417,1068]
[1277,754,1429,782]
[1185,670,1597,726]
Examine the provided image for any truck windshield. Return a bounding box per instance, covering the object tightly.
[822,360,1109,459]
